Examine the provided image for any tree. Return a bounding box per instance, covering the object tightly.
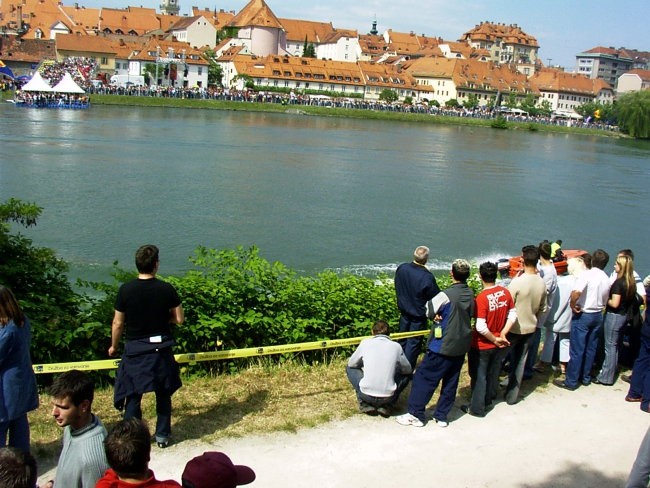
[616,90,650,139]
[519,93,537,115]
[463,94,479,110]
[537,100,552,117]
[0,198,83,363]
[378,89,398,103]
[203,49,223,87]
[445,98,459,108]
[505,92,518,109]
[302,36,316,58]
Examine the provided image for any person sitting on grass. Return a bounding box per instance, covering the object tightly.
[95,419,181,488]
[346,320,412,417]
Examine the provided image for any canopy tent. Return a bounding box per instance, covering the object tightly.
[20,71,53,92]
[0,60,15,79]
[552,110,583,120]
[52,72,85,94]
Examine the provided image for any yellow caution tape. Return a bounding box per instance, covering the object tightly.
[32,330,429,374]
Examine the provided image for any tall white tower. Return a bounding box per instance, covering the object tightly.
[160,0,180,15]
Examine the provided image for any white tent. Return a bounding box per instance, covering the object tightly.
[21,71,53,92]
[52,72,85,94]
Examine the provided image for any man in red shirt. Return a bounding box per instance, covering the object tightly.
[462,262,516,417]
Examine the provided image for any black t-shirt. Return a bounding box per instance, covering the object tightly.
[606,277,632,315]
[115,278,181,341]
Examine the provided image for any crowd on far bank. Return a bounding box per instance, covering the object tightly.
[1,242,649,487]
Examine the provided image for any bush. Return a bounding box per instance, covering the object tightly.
[491,115,508,129]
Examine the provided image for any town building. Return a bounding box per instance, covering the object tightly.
[530,68,614,114]
[459,21,538,76]
[575,46,634,88]
[167,15,217,49]
[617,69,650,94]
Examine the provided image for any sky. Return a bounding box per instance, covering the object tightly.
[76,0,648,69]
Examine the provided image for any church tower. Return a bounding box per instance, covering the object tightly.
[160,0,180,15]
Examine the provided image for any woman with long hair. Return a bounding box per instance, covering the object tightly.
[596,255,637,385]
[0,286,39,452]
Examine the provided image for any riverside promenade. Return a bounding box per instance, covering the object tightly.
[39,376,647,487]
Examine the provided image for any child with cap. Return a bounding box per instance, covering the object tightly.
[181,452,255,488]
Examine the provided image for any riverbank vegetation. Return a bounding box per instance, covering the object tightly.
[88,94,622,138]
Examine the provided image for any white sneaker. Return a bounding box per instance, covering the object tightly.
[434,418,449,428]
[395,413,424,427]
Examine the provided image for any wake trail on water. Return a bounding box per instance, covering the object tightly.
[330,251,513,277]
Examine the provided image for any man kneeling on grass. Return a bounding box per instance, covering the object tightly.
[396,259,475,428]
[346,320,412,417]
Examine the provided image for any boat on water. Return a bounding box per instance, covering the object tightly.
[500,249,588,278]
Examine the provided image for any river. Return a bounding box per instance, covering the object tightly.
[1,103,648,281]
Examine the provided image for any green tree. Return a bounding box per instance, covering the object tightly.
[505,92,518,109]
[302,37,316,58]
[203,49,224,87]
[519,93,538,115]
[403,96,413,105]
[616,90,650,139]
[445,98,459,108]
[0,198,85,363]
[378,89,398,103]
[537,99,552,117]
[463,94,479,109]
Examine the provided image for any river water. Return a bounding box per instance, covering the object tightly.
[1,103,649,281]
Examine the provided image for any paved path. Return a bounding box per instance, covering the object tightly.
[39,378,647,487]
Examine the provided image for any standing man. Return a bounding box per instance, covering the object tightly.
[395,246,440,369]
[396,259,475,428]
[346,320,412,417]
[463,262,515,417]
[504,245,547,405]
[44,370,108,488]
[555,249,610,390]
[109,244,184,448]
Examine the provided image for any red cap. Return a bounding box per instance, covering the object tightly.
[181,452,255,488]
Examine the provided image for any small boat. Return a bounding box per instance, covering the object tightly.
[501,249,588,278]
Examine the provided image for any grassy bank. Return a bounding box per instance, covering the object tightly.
[30,355,558,467]
[89,94,621,138]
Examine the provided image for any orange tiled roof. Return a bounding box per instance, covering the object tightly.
[98,7,163,35]
[461,21,538,48]
[191,7,236,29]
[56,32,118,54]
[0,0,83,39]
[0,37,56,63]
[530,69,613,95]
[229,0,283,30]
[278,18,334,43]
[623,69,650,82]
[61,5,101,32]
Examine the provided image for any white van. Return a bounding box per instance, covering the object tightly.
[109,74,145,88]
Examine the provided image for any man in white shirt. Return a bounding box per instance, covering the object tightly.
[346,320,412,417]
[555,249,611,390]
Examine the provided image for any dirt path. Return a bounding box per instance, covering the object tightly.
[39,377,648,488]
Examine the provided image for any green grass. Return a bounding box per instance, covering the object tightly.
[88,94,624,138]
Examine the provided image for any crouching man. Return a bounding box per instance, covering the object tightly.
[346,320,412,417]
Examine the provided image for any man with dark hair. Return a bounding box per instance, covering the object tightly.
[505,245,547,405]
[396,259,475,428]
[0,447,37,488]
[462,262,515,417]
[555,249,610,390]
[43,369,108,488]
[96,419,180,488]
[346,320,412,417]
[395,246,441,369]
[110,244,184,448]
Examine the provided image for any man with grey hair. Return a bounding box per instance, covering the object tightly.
[395,246,440,369]
[396,259,475,427]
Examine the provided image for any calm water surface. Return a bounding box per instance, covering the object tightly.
[1,103,648,281]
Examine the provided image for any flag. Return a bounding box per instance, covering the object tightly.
[0,60,16,79]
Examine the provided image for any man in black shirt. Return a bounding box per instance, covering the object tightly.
[109,244,184,448]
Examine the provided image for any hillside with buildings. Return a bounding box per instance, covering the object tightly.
[1,0,647,112]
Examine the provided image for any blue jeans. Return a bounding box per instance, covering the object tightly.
[628,334,650,412]
[407,350,465,422]
[346,366,410,407]
[0,414,30,452]
[504,332,533,405]
[124,390,172,443]
[566,311,603,388]
[597,312,627,384]
[468,346,508,415]
[524,327,543,378]
[398,315,428,369]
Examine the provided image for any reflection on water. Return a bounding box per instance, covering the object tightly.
[0,103,648,282]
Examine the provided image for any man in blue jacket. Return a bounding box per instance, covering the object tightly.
[394,246,440,369]
[396,259,475,427]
